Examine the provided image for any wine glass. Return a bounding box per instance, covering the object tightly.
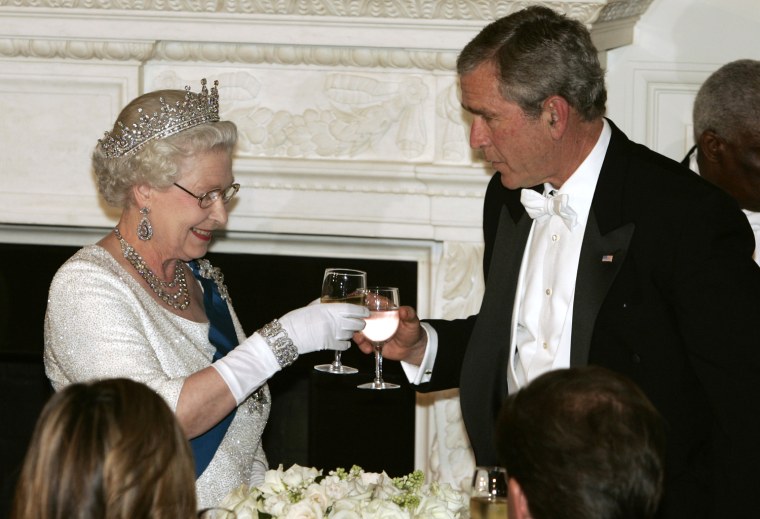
[469,466,508,519]
[314,268,366,374]
[357,287,400,390]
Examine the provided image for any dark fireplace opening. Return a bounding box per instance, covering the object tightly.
[202,250,418,478]
[0,241,418,516]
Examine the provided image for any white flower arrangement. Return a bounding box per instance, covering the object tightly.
[218,464,469,519]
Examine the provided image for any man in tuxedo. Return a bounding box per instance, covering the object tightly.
[682,59,760,264]
[496,366,666,519]
[355,6,760,518]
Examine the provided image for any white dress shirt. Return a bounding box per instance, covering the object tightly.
[404,120,612,388]
[507,120,611,391]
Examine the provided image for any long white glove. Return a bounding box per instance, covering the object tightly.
[279,301,369,354]
[212,302,368,404]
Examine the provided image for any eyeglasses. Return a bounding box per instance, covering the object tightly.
[173,182,240,209]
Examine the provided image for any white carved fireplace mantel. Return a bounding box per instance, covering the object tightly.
[0,0,653,489]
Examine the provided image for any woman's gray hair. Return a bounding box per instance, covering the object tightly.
[693,59,760,143]
[92,89,237,208]
[456,6,606,121]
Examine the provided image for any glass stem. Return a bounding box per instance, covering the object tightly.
[332,351,342,368]
[374,342,384,384]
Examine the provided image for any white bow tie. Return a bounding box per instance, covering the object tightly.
[520,188,578,230]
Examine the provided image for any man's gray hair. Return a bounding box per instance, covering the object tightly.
[693,59,760,142]
[456,6,606,121]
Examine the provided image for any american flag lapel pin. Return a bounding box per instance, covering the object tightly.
[601,254,614,263]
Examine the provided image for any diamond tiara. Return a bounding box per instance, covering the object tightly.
[98,78,220,159]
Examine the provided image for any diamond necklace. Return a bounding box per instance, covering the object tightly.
[113,227,191,311]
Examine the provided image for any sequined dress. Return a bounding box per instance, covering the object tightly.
[44,245,270,508]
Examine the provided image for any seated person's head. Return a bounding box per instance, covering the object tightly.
[12,378,197,519]
[496,366,665,519]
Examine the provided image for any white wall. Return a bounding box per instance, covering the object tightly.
[606,0,760,161]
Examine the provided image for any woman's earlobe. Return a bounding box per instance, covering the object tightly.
[133,183,153,206]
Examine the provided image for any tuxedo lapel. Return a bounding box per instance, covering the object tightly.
[476,205,533,352]
[571,120,635,365]
[571,211,634,365]
[460,205,532,463]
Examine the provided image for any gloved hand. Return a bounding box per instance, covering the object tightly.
[279,300,369,354]
[212,301,368,404]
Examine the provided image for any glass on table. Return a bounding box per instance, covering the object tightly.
[470,466,508,519]
[314,268,367,374]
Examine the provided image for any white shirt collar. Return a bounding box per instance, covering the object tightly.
[689,146,700,173]
[542,119,611,227]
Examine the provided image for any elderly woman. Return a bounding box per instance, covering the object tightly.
[12,378,198,519]
[43,79,368,507]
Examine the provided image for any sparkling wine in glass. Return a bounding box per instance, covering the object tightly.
[314,268,366,374]
[470,466,508,519]
[357,287,400,390]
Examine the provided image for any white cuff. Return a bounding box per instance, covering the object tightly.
[401,322,437,385]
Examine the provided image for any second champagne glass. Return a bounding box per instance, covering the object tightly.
[357,287,400,390]
[469,466,508,519]
[314,268,366,374]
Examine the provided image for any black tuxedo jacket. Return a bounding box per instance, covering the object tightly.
[417,120,760,518]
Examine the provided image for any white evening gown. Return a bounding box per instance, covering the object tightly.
[43,245,270,508]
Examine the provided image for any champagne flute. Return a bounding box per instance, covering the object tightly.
[314,268,366,374]
[357,287,400,390]
[469,466,508,519]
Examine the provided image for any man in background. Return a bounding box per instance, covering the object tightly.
[496,366,666,519]
[356,6,760,518]
[683,59,760,263]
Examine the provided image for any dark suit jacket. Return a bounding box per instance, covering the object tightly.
[417,120,760,518]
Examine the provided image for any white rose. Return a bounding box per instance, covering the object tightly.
[329,498,363,519]
[349,471,387,499]
[414,495,458,519]
[331,498,362,513]
[345,484,373,503]
[359,471,383,487]
[282,500,324,519]
[259,467,287,495]
[371,478,402,502]
[217,485,261,519]
[361,499,410,519]
[260,492,290,517]
[218,484,253,510]
[320,474,352,501]
[283,464,321,488]
[426,483,467,514]
[304,482,331,512]
[330,509,362,519]
[231,507,261,519]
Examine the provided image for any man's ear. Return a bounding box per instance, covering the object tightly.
[697,130,724,163]
[543,95,569,138]
[508,478,533,519]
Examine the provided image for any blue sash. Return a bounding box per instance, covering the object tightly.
[188,260,238,478]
